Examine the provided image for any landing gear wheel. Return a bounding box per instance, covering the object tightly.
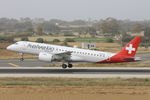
[62,64,67,69]
[20,58,24,61]
[19,53,24,61]
[68,64,73,68]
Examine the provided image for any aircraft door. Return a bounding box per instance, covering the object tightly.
[21,42,28,52]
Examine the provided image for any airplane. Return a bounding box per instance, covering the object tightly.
[7,36,142,69]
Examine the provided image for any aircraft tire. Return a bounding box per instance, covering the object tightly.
[62,64,67,69]
[68,64,73,68]
[20,58,24,61]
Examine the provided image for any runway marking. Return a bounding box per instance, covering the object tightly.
[8,63,19,67]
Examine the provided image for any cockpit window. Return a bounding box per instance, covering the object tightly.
[14,42,18,45]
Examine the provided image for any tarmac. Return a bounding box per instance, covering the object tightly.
[0,67,150,78]
[0,53,149,78]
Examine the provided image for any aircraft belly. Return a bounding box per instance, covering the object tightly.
[70,55,107,63]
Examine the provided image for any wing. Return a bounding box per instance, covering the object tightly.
[53,51,72,61]
[55,51,72,57]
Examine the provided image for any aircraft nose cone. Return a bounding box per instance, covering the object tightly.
[7,46,11,50]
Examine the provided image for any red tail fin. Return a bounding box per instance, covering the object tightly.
[97,36,142,63]
[116,36,141,57]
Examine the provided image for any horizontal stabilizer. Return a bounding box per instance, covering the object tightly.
[123,57,141,61]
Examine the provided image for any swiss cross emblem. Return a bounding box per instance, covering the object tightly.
[125,44,135,54]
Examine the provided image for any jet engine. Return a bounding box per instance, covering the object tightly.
[39,52,54,62]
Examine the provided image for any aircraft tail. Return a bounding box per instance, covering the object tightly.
[98,36,142,63]
[115,36,142,57]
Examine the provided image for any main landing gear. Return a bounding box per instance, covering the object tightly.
[19,53,24,61]
[62,63,73,69]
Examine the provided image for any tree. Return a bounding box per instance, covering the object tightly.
[0,36,14,42]
[105,38,114,43]
[21,37,29,41]
[131,24,143,33]
[86,27,97,36]
[36,24,44,35]
[53,39,60,43]
[96,18,120,35]
[43,22,60,33]
[121,33,134,43]
[144,27,150,38]
[36,38,44,43]
[64,38,75,42]
[63,41,68,46]
[142,27,150,48]
[70,20,87,25]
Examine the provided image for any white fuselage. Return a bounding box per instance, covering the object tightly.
[7,41,115,63]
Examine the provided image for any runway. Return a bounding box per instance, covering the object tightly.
[0,59,49,67]
[0,67,150,78]
[0,53,149,78]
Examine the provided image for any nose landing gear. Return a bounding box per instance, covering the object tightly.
[19,53,24,61]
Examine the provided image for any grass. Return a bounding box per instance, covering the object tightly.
[0,78,150,86]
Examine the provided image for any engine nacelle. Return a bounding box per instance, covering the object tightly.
[39,52,54,62]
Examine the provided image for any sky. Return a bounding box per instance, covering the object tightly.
[0,0,149,20]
